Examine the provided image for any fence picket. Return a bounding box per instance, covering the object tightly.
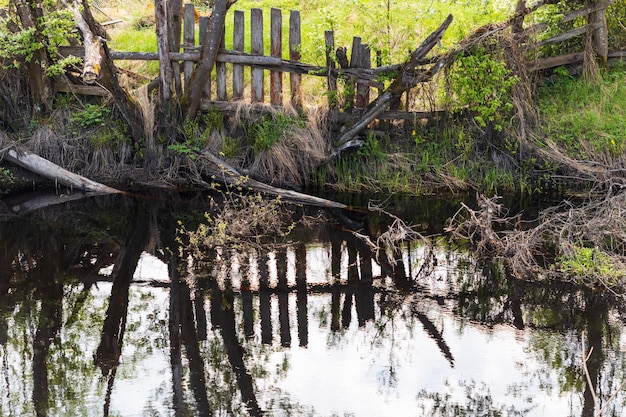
[251,8,264,103]
[183,4,195,91]
[233,10,245,100]
[290,11,302,108]
[270,8,283,106]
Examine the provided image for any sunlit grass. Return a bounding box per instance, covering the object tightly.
[536,63,626,160]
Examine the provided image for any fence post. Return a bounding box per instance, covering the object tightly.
[167,0,183,97]
[251,8,264,103]
[270,8,283,106]
[233,10,245,100]
[289,10,302,109]
[588,4,608,65]
[348,37,361,109]
[324,31,337,109]
[199,16,211,100]
[183,4,195,91]
[216,25,227,100]
[356,43,371,108]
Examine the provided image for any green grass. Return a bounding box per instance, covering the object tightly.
[536,64,626,160]
[225,0,513,67]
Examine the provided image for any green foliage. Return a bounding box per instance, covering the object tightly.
[357,132,385,160]
[220,136,243,158]
[70,104,112,132]
[0,167,15,194]
[448,47,519,132]
[179,191,294,252]
[247,112,304,154]
[0,26,42,64]
[560,246,624,284]
[608,1,626,49]
[0,1,78,74]
[537,64,626,159]
[203,106,225,132]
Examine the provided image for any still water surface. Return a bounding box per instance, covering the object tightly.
[0,190,625,416]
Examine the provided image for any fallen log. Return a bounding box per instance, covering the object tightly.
[199,150,347,209]
[1,144,121,194]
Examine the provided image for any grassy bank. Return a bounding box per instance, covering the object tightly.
[2,1,626,198]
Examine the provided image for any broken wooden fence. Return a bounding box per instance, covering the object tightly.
[58,2,622,118]
[520,0,613,71]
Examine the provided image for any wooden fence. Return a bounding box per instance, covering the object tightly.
[520,0,613,71]
[58,1,622,116]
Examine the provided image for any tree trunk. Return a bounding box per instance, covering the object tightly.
[16,1,52,116]
[181,0,236,120]
[77,0,145,143]
[71,1,102,83]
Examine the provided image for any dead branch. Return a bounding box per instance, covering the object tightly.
[447,191,626,290]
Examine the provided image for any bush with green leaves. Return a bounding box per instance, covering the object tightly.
[0,167,15,194]
[447,47,519,132]
[70,104,111,133]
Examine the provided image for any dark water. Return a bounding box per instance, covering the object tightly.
[1,189,625,417]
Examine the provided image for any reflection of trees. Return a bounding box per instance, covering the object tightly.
[449,254,624,417]
[415,381,530,416]
[3,191,626,417]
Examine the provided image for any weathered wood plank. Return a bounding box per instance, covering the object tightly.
[348,37,361,109]
[356,43,371,108]
[535,22,601,48]
[167,0,183,97]
[155,0,172,105]
[527,51,585,71]
[588,4,608,63]
[57,78,111,97]
[324,31,337,109]
[199,16,211,100]
[183,3,195,90]
[233,10,245,100]
[216,25,227,101]
[251,8,264,103]
[289,10,302,108]
[270,8,283,106]
[524,0,612,35]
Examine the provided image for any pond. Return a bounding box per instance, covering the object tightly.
[0,189,625,417]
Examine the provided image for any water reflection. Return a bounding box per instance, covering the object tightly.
[0,191,625,416]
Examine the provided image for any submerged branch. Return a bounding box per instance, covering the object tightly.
[446,192,626,291]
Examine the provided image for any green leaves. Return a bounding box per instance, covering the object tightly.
[448,47,519,132]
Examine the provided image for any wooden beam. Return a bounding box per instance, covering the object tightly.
[270,8,283,106]
[527,51,585,71]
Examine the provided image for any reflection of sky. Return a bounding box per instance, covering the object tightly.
[262,296,572,417]
[4,249,625,416]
